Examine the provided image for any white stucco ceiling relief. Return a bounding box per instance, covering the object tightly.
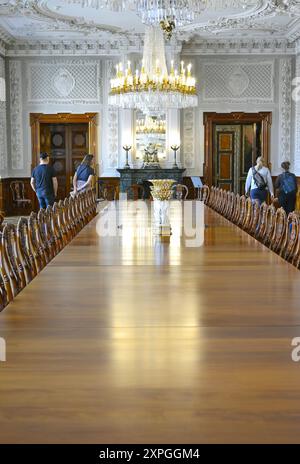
[0,1,300,53]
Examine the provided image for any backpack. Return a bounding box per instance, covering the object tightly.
[252,168,267,191]
[281,172,296,194]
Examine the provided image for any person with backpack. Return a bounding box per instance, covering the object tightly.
[245,156,274,205]
[275,161,298,215]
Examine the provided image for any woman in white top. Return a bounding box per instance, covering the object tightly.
[245,156,274,205]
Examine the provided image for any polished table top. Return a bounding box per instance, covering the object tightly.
[0,202,300,443]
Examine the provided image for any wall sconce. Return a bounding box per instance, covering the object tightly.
[171,144,180,168]
[123,145,132,169]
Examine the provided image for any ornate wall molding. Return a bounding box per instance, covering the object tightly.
[9,60,24,170]
[27,59,101,104]
[0,57,7,173]
[278,57,292,163]
[182,38,295,56]
[201,60,274,103]
[183,108,195,169]
[295,54,300,174]
[106,60,119,169]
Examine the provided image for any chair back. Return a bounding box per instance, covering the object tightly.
[282,212,299,262]
[16,217,37,283]
[126,184,145,201]
[263,204,276,246]
[172,183,189,201]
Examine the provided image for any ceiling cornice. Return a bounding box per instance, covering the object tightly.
[182,38,296,56]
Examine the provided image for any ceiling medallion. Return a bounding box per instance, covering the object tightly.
[108,25,198,116]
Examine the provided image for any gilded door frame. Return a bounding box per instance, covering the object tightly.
[203,112,272,187]
[30,112,99,176]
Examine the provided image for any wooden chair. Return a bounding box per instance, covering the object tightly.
[38,209,54,262]
[270,207,287,254]
[16,217,37,283]
[226,192,236,221]
[255,202,268,241]
[172,183,189,201]
[237,196,246,227]
[63,197,76,239]
[231,194,240,224]
[201,185,210,204]
[28,212,47,272]
[263,204,276,247]
[58,200,72,245]
[220,190,229,215]
[103,184,117,201]
[248,200,261,236]
[51,204,65,252]
[1,223,25,297]
[10,181,32,210]
[281,212,299,263]
[242,197,253,231]
[0,269,8,312]
[126,184,145,201]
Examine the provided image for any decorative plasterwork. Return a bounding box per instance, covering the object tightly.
[294,53,300,173]
[0,0,300,45]
[182,38,295,55]
[0,56,7,172]
[9,60,24,170]
[202,60,274,103]
[0,101,8,172]
[278,57,292,163]
[27,59,101,104]
[183,108,195,169]
[106,60,119,168]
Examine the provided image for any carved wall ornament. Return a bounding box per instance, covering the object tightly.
[278,57,292,163]
[52,68,75,98]
[9,59,24,170]
[226,67,250,97]
[28,59,101,104]
[202,60,274,103]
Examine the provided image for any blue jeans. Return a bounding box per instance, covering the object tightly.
[250,188,267,206]
[36,192,55,209]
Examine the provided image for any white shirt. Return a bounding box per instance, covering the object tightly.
[245,166,274,196]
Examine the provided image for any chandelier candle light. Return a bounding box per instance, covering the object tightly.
[109,26,198,115]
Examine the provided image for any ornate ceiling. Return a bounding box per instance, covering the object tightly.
[0,0,300,49]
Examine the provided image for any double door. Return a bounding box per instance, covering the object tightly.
[40,123,89,199]
[213,123,262,193]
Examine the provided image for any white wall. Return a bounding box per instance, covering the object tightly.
[181,54,293,177]
[3,52,295,179]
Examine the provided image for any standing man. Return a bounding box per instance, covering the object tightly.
[31,152,58,209]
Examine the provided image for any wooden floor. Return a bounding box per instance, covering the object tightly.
[1,201,300,444]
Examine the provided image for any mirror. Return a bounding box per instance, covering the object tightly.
[135,111,167,161]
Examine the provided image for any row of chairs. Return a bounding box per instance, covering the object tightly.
[0,189,97,312]
[202,185,300,269]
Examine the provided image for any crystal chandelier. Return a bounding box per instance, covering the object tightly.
[66,0,207,28]
[108,26,198,116]
[135,0,207,27]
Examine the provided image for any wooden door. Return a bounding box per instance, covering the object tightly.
[203,112,272,191]
[40,123,88,200]
[214,127,238,191]
[213,123,261,193]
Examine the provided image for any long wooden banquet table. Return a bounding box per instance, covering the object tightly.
[0,202,300,444]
